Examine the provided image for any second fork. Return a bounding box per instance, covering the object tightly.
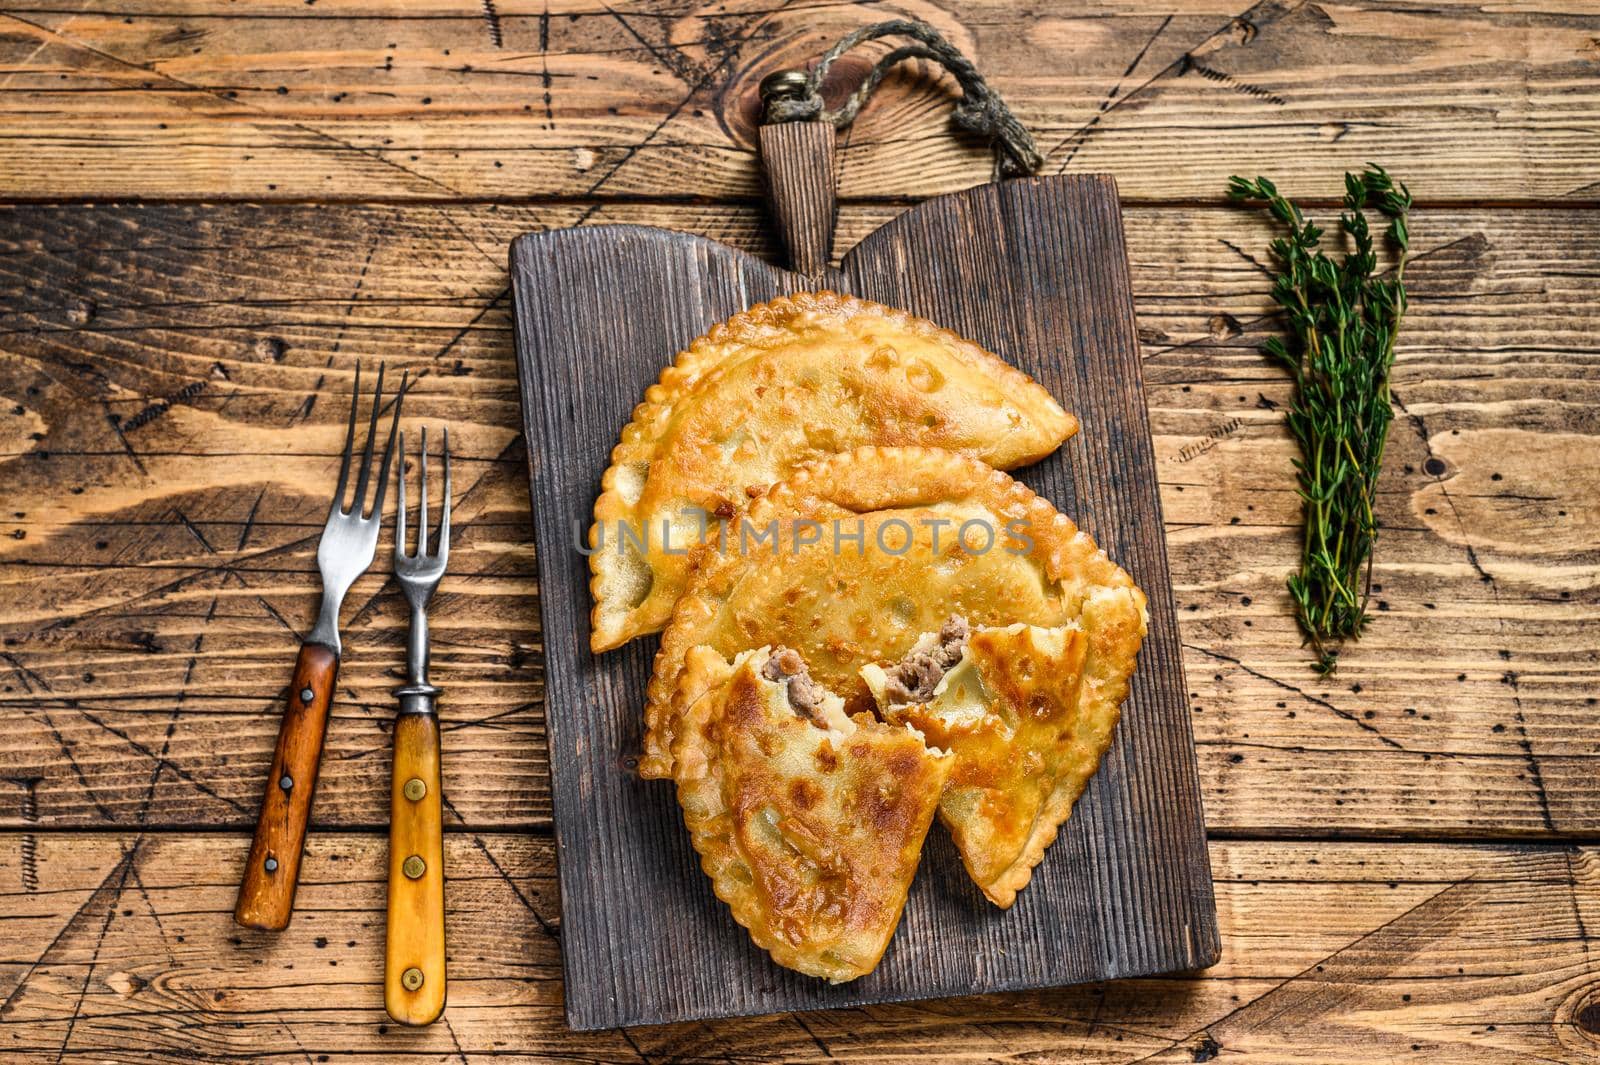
[385,427,452,1026]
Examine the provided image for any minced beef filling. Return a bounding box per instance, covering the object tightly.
[882,616,970,705]
[761,646,829,723]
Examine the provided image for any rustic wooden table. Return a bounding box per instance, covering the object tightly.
[1,2,1597,1062]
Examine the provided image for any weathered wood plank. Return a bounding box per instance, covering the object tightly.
[1,833,1596,1061]
[1,202,1596,837]
[0,1,1597,203]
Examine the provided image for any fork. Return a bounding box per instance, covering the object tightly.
[235,363,407,931]
[385,427,451,1026]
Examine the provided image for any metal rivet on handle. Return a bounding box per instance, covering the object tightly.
[401,967,424,991]
[759,69,810,104]
[403,855,426,880]
[299,687,314,703]
[264,856,279,873]
[403,778,426,802]
[279,774,293,792]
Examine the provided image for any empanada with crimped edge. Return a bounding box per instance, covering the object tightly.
[590,291,1077,652]
[643,445,1143,780]
[863,596,1146,908]
[671,643,952,983]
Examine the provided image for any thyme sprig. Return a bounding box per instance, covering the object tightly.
[1227,166,1412,674]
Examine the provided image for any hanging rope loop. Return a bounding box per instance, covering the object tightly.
[759,19,1044,179]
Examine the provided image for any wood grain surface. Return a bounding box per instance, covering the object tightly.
[0,0,1597,203]
[1,0,1599,1057]
[3,203,1593,841]
[508,173,1216,1028]
[3,834,1598,1062]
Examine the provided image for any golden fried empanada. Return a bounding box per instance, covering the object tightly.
[672,644,952,982]
[863,597,1145,908]
[590,292,1077,651]
[643,445,1143,780]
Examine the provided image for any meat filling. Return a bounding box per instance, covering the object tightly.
[761,646,829,723]
[881,616,970,705]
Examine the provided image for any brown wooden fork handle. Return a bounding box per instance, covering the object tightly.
[385,709,446,1025]
[235,642,339,931]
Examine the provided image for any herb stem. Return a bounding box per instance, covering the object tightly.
[1227,166,1412,674]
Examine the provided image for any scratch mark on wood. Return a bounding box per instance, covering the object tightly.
[0,11,466,197]
[1051,13,1172,171]
[32,704,119,823]
[602,2,701,87]
[74,704,251,817]
[101,401,148,476]
[55,838,142,1061]
[1143,230,1488,363]
[439,790,558,937]
[1186,644,1412,752]
[1176,417,1245,463]
[20,831,38,891]
[0,840,138,1018]
[1182,58,1288,106]
[12,776,41,892]
[175,505,301,638]
[121,380,205,434]
[1052,0,1300,172]
[326,240,380,364]
[1218,236,1272,277]
[238,488,267,552]
[791,1014,835,1059]
[440,1011,471,1065]
[617,1025,655,1065]
[581,0,790,199]
[433,205,504,271]
[1122,874,1485,1065]
[539,3,555,128]
[481,0,504,49]
[1392,392,1558,832]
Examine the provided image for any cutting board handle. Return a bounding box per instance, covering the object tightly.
[758,120,838,279]
[754,20,1045,279]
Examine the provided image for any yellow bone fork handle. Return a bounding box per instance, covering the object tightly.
[385,706,446,1025]
[236,642,338,931]
[387,425,451,1024]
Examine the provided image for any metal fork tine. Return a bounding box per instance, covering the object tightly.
[368,370,408,522]
[333,361,361,513]
[351,363,386,518]
[438,428,451,560]
[394,430,408,559]
[418,426,429,556]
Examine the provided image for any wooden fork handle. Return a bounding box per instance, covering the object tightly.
[385,709,446,1025]
[235,642,338,931]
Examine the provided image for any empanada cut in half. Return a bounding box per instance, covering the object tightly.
[672,643,952,983]
[590,291,1077,652]
[862,597,1146,908]
[644,445,1145,780]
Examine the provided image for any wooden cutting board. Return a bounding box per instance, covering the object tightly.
[509,129,1218,1030]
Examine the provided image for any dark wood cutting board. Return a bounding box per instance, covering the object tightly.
[509,158,1219,1030]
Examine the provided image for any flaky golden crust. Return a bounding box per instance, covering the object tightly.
[986,587,1146,905]
[641,446,1136,780]
[671,646,951,983]
[590,292,1077,652]
[873,598,1146,908]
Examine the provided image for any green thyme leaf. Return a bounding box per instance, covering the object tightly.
[1228,165,1412,674]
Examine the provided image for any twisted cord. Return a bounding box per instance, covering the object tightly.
[763,19,1043,178]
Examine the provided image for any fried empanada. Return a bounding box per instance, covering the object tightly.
[590,292,1077,651]
[643,445,1144,780]
[863,596,1145,908]
[672,644,952,982]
